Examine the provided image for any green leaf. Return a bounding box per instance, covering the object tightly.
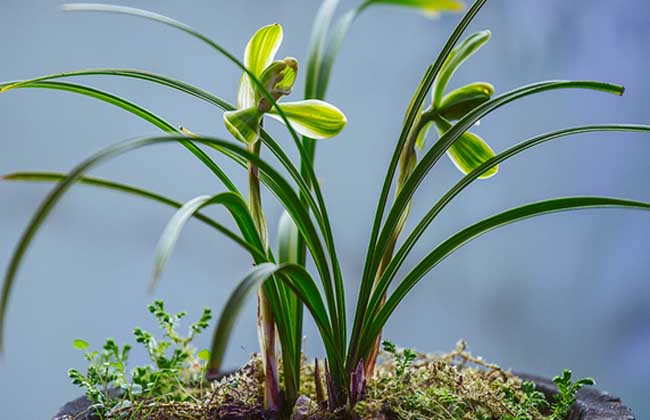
[304,0,340,99]
[366,124,650,324]
[362,196,650,355]
[0,135,333,356]
[0,72,340,331]
[275,209,303,400]
[438,81,494,120]
[2,171,261,259]
[73,339,89,351]
[308,0,465,99]
[151,192,263,290]
[371,80,625,314]
[7,80,176,131]
[0,68,233,111]
[58,4,304,155]
[267,99,347,139]
[0,79,238,193]
[351,0,489,370]
[208,263,337,375]
[223,106,263,144]
[357,78,626,368]
[0,70,319,224]
[239,23,283,108]
[434,117,498,178]
[58,6,347,345]
[197,349,210,362]
[278,210,300,264]
[433,30,491,106]
[364,0,465,17]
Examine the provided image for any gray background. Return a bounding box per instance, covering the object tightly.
[1,0,649,418]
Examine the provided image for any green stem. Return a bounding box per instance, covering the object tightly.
[363,110,434,376]
[247,139,280,411]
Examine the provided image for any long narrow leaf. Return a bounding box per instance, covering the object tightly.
[2,171,261,258]
[60,4,310,170]
[350,0,488,369]
[62,4,348,345]
[1,79,238,193]
[0,69,327,229]
[0,136,330,357]
[370,80,624,302]
[360,196,650,355]
[151,192,264,290]
[1,68,232,110]
[305,0,340,99]
[366,124,650,318]
[208,262,340,379]
[276,210,303,402]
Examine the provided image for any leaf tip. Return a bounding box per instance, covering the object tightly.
[147,272,160,295]
[618,85,626,96]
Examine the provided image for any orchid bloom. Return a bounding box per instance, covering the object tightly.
[416,30,498,179]
[224,24,347,144]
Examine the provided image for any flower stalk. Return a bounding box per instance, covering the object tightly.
[247,138,281,411]
[363,112,428,378]
[222,23,346,411]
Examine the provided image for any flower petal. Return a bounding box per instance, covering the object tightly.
[435,118,498,179]
[224,107,263,144]
[433,30,491,106]
[257,57,298,111]
[238,23,283,108]
[272,57,298,95]
[267,100,347,139]
[438,82,494,120]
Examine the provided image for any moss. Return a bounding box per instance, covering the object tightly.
[104,342,554,420]
[353,340,545,420]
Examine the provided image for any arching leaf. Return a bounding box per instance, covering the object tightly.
[151,192,263,290]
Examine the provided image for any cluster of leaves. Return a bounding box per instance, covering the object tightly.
[67,301,212,418]
[549,370,595,420]
[381,340,417,378]
[68,339,132,409]
[0,0,647,416]
[502,369,595,420]
[502,380,549,420]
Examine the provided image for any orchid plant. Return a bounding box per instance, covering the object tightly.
[2,0,650,418]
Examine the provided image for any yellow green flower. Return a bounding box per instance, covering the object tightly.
[418,30,498,179]
[224,24,347,144]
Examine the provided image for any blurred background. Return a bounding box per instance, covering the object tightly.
[1,0,649,418]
